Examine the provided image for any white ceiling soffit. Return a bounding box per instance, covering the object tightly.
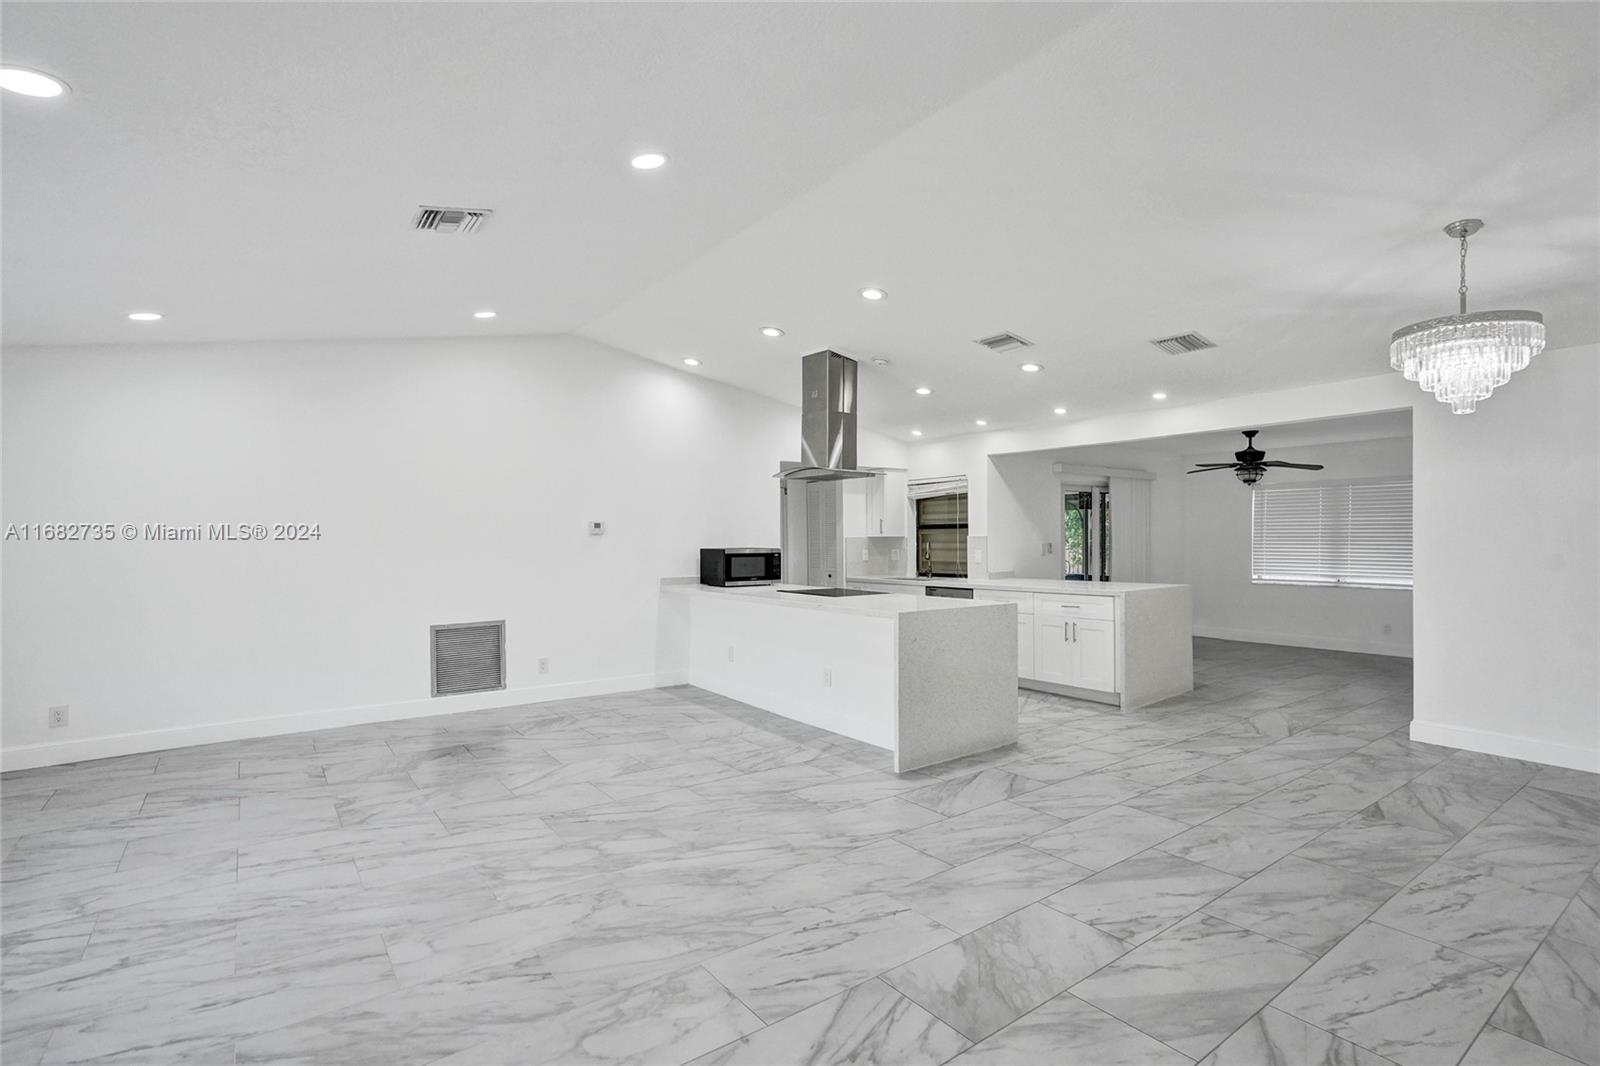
[1035,410,1417,465]
[581,2,1600,436]
[0,2,1097,346]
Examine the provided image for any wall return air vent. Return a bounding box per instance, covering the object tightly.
[431,620,506,696]
[413,206,493,234]
[974,332,1034,353]
[1150,332,1217,354]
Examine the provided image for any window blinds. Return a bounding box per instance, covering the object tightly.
[1251,479,1413,588]
[1108,476,1152,582]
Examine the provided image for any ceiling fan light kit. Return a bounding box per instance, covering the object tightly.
[1187,430,1325,487]
[1389,219,1545,415]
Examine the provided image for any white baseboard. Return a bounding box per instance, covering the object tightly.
[1410,720,1599,773]
[1192,625,1413,659]
[1,672,683,772]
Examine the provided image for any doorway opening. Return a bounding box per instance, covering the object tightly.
[1063,485,1111,581]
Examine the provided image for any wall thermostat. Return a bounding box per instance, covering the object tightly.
[589,521,605,536]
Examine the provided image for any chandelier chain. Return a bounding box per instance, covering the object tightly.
[1458,234,1469,314]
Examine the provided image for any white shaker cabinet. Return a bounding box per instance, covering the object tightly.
[868,470,909,537]
[1032,594,1117,693]
[845,472,906,538]
[1070,617,1116,691]
[842,478,868,539]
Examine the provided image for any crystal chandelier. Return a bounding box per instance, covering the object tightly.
[1389,219,1544,414]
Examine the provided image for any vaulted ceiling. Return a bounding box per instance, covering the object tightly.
[5,3,1596,440]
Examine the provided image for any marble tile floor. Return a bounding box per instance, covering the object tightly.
[2,638,1595,1066]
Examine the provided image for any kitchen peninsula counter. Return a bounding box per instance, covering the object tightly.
[659,582,1017,772]
[848,577,1194,710]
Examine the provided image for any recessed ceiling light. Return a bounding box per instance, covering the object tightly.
[1019,362,1043,373]
[0,67,68,98]
[631,152,668,170]
[1053,407,1067,415]
[760,326,784,338]
[1151,392,1168,401]
[859,287,887,301]
[682,357,701,367]
[975,419,988,427]
[473,310,497,319]
[127,311,162,322]
[914,387,932,396]
[911,429,923,437]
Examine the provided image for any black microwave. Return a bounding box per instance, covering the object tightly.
[700,547,781,587]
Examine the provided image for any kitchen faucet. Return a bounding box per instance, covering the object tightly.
[919,540,932,578]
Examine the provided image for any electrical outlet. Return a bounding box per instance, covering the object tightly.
[727,645,735,662]
[1043,542,1053,556]
[48,705,68,729]
[538,657,550,675]
[1382,623,1393,635]
[890,548,900,560]
[861,547,869,561]
[823,668,832,687]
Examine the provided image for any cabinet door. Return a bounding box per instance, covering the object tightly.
[1016,613,1035,679]
[879,471,909,537]
[863,474,885,535]
[842,479,868,539]
[1033,618,1072,683]
[1071,617,1117,692]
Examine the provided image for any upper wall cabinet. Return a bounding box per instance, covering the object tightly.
[843,477,869,539]
[846,471,908,538]
[874,470,908,538]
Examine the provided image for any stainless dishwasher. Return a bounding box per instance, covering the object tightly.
[924,585,975,599]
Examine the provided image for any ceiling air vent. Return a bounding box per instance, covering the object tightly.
[1150,332,1217,354]
[974,332,1034,353]
[431,620,505,696]
[413,206,493,234]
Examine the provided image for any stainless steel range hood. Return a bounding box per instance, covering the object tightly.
[776,350,876,483]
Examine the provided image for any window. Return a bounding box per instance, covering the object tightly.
[1251,479,1412,588]
[915,492,968,577]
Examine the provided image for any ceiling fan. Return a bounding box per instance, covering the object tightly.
[1187,430,1324,486]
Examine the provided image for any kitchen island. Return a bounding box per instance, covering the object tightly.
[847,577,1192,710]
[659,582,1017,772]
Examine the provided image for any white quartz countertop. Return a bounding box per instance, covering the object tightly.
[662,582,1016,619]
[845,576,1187,596]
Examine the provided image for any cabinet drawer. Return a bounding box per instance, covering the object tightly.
[975,589,1033,614]
[1034,593,1115,621]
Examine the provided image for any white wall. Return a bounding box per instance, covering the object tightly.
[987,445,1185,582]
[1182,437,1413,657]
[1,334,906,768]
[1411,344,1599,771]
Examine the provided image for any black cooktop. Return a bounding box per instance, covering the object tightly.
[776,587,886,598]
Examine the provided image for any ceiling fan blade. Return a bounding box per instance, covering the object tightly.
[1258,461,1325,470]
[1187,465,1241,474]
[1190,462,1237,467]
